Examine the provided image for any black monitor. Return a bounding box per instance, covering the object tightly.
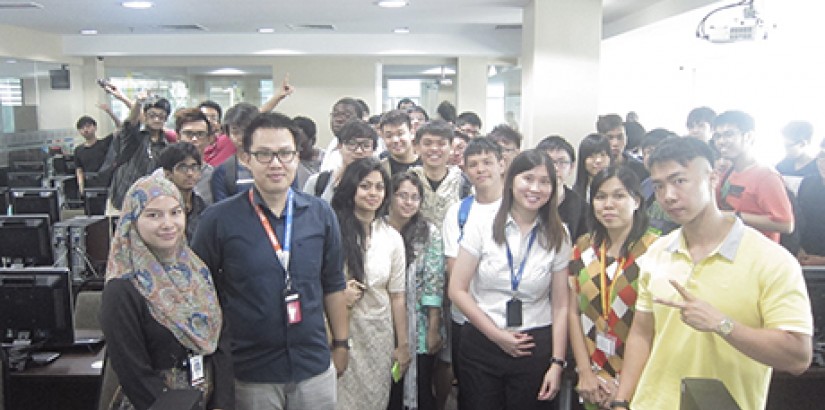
[803,267,825,343]
[83,187,108,216]
[0,267,74,347]
[10,188,60,224]
[0,215,54,266]
[7,171,43,188]
[11,160,45,173]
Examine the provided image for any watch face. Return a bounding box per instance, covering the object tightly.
[719,318,734,335]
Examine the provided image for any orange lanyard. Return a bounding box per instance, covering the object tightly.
[599,243,626,321]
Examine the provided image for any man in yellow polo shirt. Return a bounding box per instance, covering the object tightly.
[612,137,813,410]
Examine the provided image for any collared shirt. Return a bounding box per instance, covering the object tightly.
[460,213,572,331]
[191,187,346,383]
[203,134,237,167]
[632,217,812,410]
[717,164,793,242]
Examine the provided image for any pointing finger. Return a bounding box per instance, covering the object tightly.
[669,279,695,301]
[653,297,684,309]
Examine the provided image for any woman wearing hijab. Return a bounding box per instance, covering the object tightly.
[101,175,232,410]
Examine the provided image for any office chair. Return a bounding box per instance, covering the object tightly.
[74,290,103,331]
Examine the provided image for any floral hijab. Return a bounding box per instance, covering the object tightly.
[106,175,222,354]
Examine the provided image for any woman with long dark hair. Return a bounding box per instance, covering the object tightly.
[101,175,231,410]
[385,171,444,410]
[331,157,409,410]
[567,166,658,409]
[448,149,572,410]
[573,134,611,202]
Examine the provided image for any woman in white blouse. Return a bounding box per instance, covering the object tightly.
[448,149,572,410]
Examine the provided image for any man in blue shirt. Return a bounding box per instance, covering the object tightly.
[192,112,349,410]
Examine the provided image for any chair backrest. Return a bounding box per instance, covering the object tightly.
[97,356,119,410]
[74,290,103,331]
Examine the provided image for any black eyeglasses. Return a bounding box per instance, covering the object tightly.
[174,163,201,174]
[343,140,374,152]
[180,130,209,139]
[249,150,299,164]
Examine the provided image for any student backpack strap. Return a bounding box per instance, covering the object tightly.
[457,195,474,241]
[314,170,332,197]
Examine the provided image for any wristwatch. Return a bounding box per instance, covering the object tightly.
[331,339,350,350]
[550,357,567,369]
[717,317,734,337]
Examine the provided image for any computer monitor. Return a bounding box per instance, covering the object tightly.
[83,187,108,216]
[11,160,45,173]
[0,267,74,347]
[803,267,825,343]
[10,188,60,224]
[0,215,54,266]
[7,171,43,188]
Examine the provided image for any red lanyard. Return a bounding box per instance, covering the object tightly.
[599,243,626,321]
[249,189,294,283]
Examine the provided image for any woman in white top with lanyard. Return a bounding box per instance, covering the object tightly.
[448,149,572,410]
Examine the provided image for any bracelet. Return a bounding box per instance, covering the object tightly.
[331,339,350,350]
[550,357,567,369]
[610,400,630,409]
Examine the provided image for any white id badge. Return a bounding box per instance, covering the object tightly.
[189,354,205,386]
[596,332,618,357]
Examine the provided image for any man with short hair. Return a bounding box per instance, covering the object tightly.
[380,109,422,175]
[613,136,812,410]
[192,112,350,410]
[776,120,817,177]
[303,120,377,202]
[173,108,215,205]
[597,114,648,181]
[158,142,206,242]
[456,111,482,137]
[537,135,586,240]
[319,97,365,172]
[73,115,113,195]
[442,136,505,410]
[713,110,794,242]
[199,100,237,167]
[685,106,717,142]
[211,102,259,202]
[487,124,522,171]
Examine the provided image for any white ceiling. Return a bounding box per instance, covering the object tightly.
[0,0,718,58]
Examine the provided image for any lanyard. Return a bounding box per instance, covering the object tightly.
[599,243,626,321]
[505,226,537,292]
[249,189,294,284]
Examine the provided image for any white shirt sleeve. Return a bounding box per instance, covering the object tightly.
[442,202,461,258]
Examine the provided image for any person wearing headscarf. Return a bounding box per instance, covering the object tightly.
[101,175,232,410]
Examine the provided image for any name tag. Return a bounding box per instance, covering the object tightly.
[189,354,205,386]
[285,291,303,325]
[506,297,522,327]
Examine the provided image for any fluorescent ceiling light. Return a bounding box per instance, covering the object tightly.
[393,27,410,34]
[80,29,98,35]
[258,28,275,33]
[122,1,153,9]
[377,0,408,8]
[209,68,246,76]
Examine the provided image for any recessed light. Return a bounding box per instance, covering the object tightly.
[6,59,17,64]
[376,0,408,8]
[122,1,153,9]
[393,27,410,34]
[258,28,275,33]
[80,29,98,35]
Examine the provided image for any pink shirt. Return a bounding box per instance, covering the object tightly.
[204,134,237,166]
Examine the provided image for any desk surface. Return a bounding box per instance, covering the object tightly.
[11,346,104,379]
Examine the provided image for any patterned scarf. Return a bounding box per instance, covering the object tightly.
[106,175,222,354]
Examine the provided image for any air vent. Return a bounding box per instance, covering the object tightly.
[158,24,208,31]
[287,24,336,31]
[0,2,43,9]
[495,24,522,30]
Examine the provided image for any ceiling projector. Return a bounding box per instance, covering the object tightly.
[697,2,772,43]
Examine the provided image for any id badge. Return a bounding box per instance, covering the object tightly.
[596,331,618,357]
[284,290,303,325]
[506,297,523,327]
[188,354,205,386]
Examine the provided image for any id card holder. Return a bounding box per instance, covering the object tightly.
[506,297,522,327]
[188,354,205,386]
[284,289,303,325]
[596,331,618,357]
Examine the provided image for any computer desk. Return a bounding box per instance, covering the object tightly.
[8,346,104,410]
[767,365,825,410]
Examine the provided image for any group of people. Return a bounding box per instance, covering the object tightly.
[82,87,816,410]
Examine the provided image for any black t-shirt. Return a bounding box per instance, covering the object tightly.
[776,157,818,177]
[388,156,422,176]
[558,186,587,242]
[74,134,113,172]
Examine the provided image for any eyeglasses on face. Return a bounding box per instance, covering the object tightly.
[180,130,209,139]
[394,192,421,203]
[174,163,201,174]
[344,140,374,152]
[146,111,167,120]
[249,150,299,164]
[551,159,571,167]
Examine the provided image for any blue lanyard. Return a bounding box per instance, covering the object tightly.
[250,188,295,278]
[505,226,537,292]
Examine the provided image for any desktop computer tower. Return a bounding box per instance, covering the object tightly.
[53,216,110,281]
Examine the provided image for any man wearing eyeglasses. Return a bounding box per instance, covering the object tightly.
[108,92,171,211]
[156,142,206,243]
[193,112,350,410]
[173,108,215,204]
[303,119,378,202]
